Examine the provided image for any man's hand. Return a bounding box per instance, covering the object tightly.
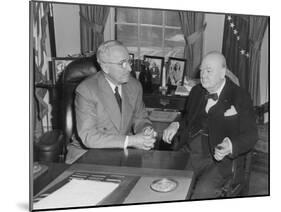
[128,132,156,150]
[143,126,157,138]
[162,122,179,144]
[214,137,232,161]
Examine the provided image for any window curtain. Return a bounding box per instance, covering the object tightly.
[248,16,268,106]
[179,11,206,78]
[80,5,110,54]
[222,15,250,90]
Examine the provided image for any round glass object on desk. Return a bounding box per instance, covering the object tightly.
[150,178,178,192]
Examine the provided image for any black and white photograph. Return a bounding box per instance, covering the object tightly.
[129,53,134,62]
[143,55,164,85]
[27,0,270,211]
[167,57,186,86]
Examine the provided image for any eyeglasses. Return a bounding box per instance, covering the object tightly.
[102,59,132,69]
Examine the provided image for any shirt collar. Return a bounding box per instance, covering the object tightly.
[105,76,122,96]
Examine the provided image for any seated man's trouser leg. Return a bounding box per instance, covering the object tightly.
[182,135,232,200]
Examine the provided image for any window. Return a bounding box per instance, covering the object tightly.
[115,8,185,60]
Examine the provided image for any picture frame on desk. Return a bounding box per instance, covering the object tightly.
[143,55,164,86]
[129,53,134,62]
[129,53,137,78]
[167,57,186,86]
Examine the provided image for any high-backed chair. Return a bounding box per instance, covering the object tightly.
[34,55,100,162]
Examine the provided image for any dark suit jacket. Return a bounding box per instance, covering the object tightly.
[65,71,151,164]
[175,79,258,176]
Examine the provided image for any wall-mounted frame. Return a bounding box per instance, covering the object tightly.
[143,55,164,85]
[51,57,78,84]
[167,57,186,86]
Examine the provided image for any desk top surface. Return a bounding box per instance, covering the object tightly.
[33,149,194,209]
[76,148,189,170]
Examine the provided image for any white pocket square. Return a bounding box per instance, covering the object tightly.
[224,105,237,116]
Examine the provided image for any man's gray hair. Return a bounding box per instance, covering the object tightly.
[96,40,124,64]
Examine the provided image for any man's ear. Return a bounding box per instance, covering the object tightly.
[221,67,226,79]
[100,63,108,74]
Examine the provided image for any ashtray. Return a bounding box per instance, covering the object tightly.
[150,178,178,193]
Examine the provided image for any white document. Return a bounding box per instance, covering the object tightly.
[149,110,178,122]
[33,179,119,210]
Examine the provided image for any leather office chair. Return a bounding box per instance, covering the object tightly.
[34,55,100,162]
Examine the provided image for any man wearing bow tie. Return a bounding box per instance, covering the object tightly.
[163,51,258,199]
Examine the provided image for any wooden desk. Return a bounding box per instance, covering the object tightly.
[143,93,187,111]
[33,162,70,196]
[33,149,194,210]
[76,149,189,170]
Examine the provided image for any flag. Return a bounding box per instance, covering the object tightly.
[222,14,250,90]
[32,2,52,135]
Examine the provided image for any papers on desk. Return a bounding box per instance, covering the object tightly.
[175,85,189,96]
[175,78,199,96]
[149,110,178,122]
[33,179,119,210]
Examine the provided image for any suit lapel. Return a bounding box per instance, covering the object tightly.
[98,73,122,130]
[121,84,133,133]
[189,87,207,126]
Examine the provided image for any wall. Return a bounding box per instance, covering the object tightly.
[52,6,268,105]
[53,3,80,57]
[203,13,225,54]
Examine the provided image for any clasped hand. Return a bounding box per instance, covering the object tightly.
[129,126,157,150]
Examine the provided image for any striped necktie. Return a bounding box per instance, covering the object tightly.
[114,86,122,112]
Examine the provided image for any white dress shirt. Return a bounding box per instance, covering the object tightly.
[105,77,122,97]
[205,78,226,113]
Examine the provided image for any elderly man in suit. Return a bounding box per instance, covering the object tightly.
[66,40,156,164]
[163,51,258,199]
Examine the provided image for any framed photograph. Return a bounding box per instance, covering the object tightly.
[51,57,78,83]
[129,53,134,62]
[167,57,186,86]
[143,55,164,85]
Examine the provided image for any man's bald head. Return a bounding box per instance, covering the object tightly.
[200,51,227,93]
[203,51,227,69]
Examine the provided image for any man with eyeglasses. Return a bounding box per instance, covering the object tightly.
[66,40,157,164]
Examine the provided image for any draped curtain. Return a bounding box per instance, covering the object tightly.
[248,16,268,106]
[222,15,250,90]
[179,11,205,78]
[80,5,110,54]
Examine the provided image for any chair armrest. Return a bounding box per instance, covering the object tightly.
[34,129,64,162]
[221,151,253,197]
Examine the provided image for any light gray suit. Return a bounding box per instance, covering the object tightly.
[66,71,151,164]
